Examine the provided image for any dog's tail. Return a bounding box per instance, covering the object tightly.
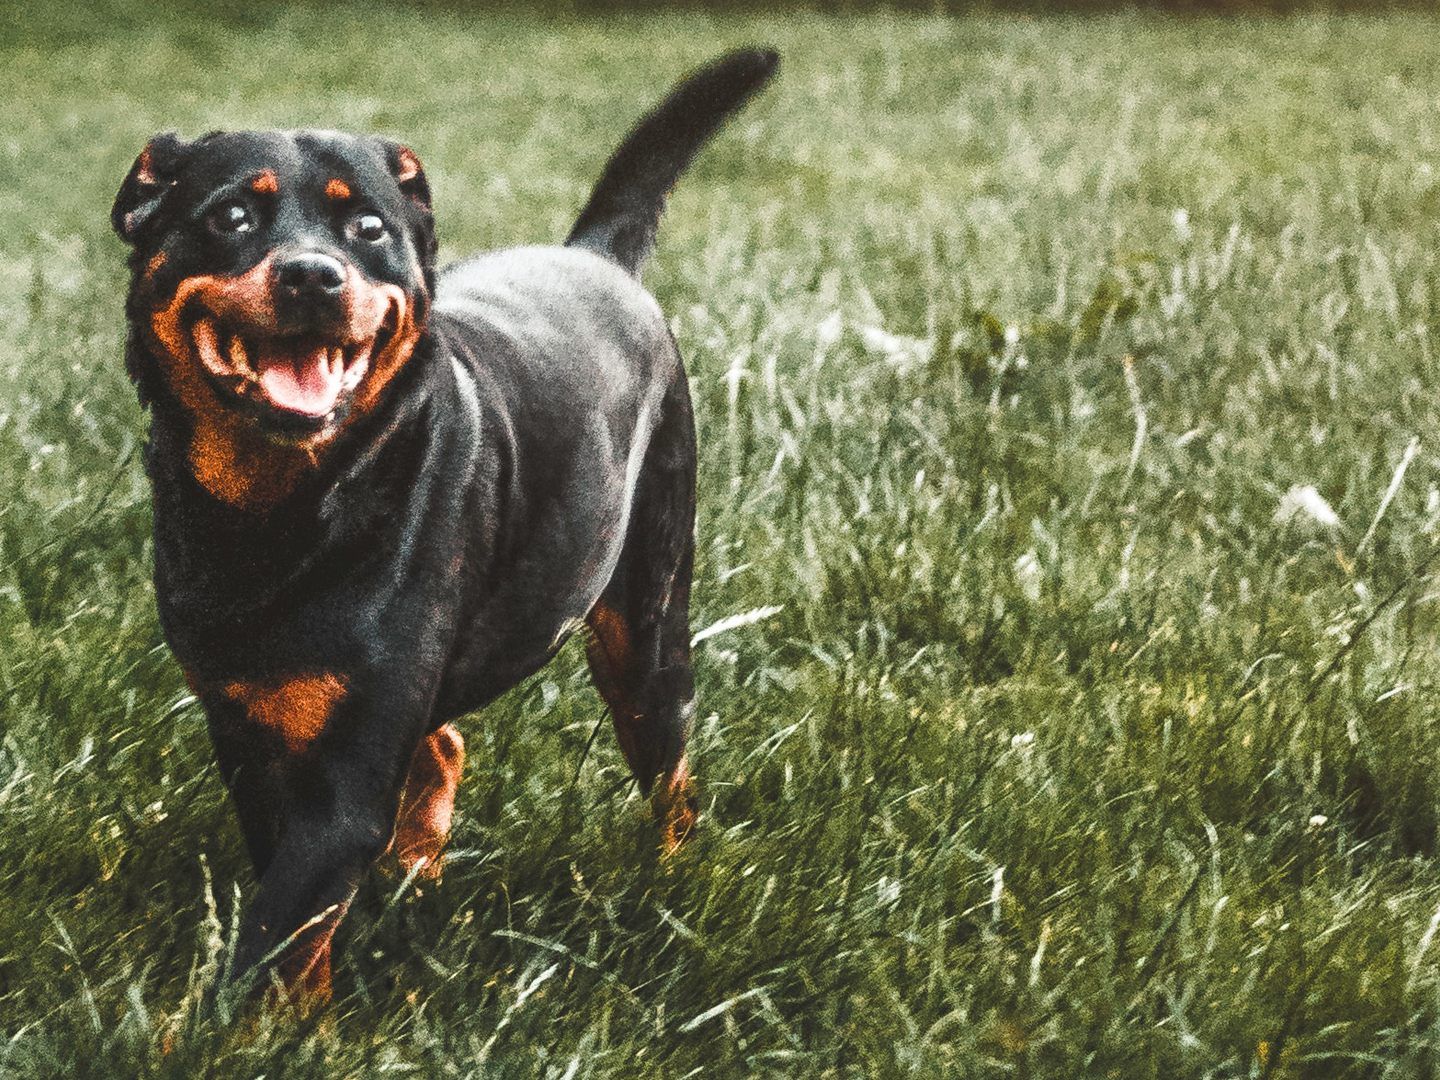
[566,47,779,275]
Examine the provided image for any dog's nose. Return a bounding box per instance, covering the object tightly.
[274,252,345,298]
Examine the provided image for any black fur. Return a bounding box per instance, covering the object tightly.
[110,49,778,1001]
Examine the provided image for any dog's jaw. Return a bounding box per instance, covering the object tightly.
[142,259,420,510]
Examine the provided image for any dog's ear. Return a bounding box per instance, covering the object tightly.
[375,138,436,276]
[374,138,432,212]
[112,133,190,244]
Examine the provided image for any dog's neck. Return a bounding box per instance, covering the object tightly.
[143,333,464,651]
[160,404,320,511]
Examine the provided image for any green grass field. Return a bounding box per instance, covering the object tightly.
[5,5,1440,1076]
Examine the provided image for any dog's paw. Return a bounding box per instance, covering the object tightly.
[654,760,698,856]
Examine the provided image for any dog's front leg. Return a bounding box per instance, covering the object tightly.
[236,819,382,1005]
[221,679,431,1009]
[228,756,402,1007]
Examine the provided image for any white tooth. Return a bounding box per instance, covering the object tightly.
[332,347,344,376]
[229,335,249,371]
[342,357,369,390]
[192,319,221,370]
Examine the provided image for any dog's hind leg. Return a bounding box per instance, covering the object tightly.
[392,723,465,879]
[585,374,698,852]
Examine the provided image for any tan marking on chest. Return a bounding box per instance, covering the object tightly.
[223,673,347,752]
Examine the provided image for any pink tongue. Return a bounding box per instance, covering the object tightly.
[256,343,344,417]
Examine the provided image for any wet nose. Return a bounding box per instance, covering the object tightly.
[274,252,345,298]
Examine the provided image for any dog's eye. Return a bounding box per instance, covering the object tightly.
[209,201,254,235]
[351,213,388,243]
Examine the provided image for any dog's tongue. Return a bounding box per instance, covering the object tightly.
[255,342,344,417]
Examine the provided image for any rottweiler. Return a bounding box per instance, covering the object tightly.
[110,48,779,1006]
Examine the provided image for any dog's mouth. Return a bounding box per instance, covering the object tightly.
[147,259,417,443]
[189,307,397,435]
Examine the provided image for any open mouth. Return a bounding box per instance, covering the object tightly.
[189,309,395,434]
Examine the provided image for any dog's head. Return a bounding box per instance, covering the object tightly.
[113,130,436,456]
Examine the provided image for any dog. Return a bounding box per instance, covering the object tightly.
[110,47,778,1006]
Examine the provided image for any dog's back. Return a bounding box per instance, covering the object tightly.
[426,47,780,698]
[424,246,679,712]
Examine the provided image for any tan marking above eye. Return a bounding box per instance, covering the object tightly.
[325,178,352,200]
[250,170,279,195]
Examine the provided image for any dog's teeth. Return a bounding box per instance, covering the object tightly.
[330,347,344,376]
[192,318,221,370]
[342,355,369,390]
[229,335,249,371]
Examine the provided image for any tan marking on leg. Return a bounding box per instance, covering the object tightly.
[654,754,697,855]
[393,724,465,879]
[587,602,697,848]
[223,673,347,753]
[585,602,645,767]
[145,251,167,278]
[273,900,348,1011]
[587,603,634,672]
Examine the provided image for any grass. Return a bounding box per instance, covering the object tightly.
[4,4,1440,1076]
